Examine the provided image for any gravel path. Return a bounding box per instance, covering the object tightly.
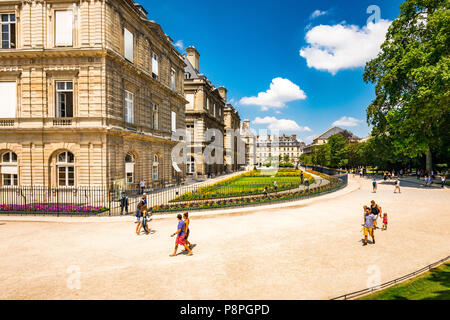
[0,175,448,300]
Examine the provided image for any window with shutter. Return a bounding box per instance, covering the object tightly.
[0,82,16,118]
[171,111,176,132]
[55,11,73,46]
[152,53,159,79]
[124,28,134,62]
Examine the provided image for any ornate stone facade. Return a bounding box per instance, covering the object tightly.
[183,46,226,178]
[0,0,186,188]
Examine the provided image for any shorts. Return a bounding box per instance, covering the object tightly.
[364,227,374,237]
[176,234,186,246]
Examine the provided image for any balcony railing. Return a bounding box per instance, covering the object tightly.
[0,120,15,127]
[53,119,73,126]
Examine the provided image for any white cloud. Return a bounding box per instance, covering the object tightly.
[239,78,307,110]
[299,20,391,75]
[253,116,311,132]
[310,10,328,19]
[332,116,363,127]
[304,135,316,144]
[174,40,184,51]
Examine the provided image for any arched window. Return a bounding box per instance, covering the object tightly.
[1,151,18,186]
[125,153,135,184]
[57,151,74,186]
[186,156,195,174]
[152,154,159,181]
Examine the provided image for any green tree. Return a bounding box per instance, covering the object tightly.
[364,0,450,172]
[311,144,330,167]
[328,134,348,168]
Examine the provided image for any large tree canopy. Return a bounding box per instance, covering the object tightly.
[364,0,450,170]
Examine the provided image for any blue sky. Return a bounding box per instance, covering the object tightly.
[142,0,404,142]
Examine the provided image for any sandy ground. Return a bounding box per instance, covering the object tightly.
[0,175,449,300]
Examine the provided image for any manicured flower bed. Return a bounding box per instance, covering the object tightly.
[0,204,109,214]
[171,169,316,202]
[153,175,343,213]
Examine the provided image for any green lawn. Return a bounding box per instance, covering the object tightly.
[171,170,315,201]
[359,263,450,300]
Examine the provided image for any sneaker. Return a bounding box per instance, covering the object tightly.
[373,239,375,244]
[363,242,367,246]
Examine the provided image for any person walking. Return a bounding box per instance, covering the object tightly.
[170,214,193,256]
[300,171,304,184]
[273,181,278,193]
[139,179,146,195]
[394,178,401,193]
[119,192,129,216]
[362,207,377,246]
[137,208,151,235]
[263,186,269,198]
[372,178,377,193]
[442,175,447,188]
[370,200,382,230]
[183,212,192,249]
[382,213,388,231]
[135,200,147,234]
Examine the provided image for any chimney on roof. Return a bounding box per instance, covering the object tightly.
[292,134,297,140]
[218,86,227,102]
[186,46,200,72]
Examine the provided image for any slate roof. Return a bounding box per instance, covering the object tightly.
[313,126,359,141]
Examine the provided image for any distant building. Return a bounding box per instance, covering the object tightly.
[255,134,304,166]
[303,126,361,155]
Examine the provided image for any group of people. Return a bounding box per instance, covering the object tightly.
[132,191,194,256]
[362,200,388,246]
[371,178,401,193]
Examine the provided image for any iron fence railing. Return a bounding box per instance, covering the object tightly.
[0,168,348,216]
[331,255,450,300]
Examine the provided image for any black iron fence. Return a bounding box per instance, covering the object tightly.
[0,186,110,216]
[0,168,349,216]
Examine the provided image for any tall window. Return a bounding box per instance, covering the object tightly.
[152,104,158,130]
[206,97,209,110]
[185,94,194,109]
[57,151,74,187]
[56,81,73,118]
[1,151,18,186]
[55,10,73,46]
[171,111,176,132]
[186,124,194,142]
[171,68,176,91]
[152,155,159,181]
[125,153,135,184]
[213,104,216,116]
[0,81,16,118]
[1,13,16,49]
[152,53,159,79]
[124,90,134,123]
[124,28,134,62]
[186,156,195,174]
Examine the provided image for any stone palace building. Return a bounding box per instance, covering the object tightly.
[0,0,187,189]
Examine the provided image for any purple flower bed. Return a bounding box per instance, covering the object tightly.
[0,204,108,214]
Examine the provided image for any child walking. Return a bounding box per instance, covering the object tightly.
[382,213,388,231]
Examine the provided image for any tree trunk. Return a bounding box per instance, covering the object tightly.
[426,148,432,172]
